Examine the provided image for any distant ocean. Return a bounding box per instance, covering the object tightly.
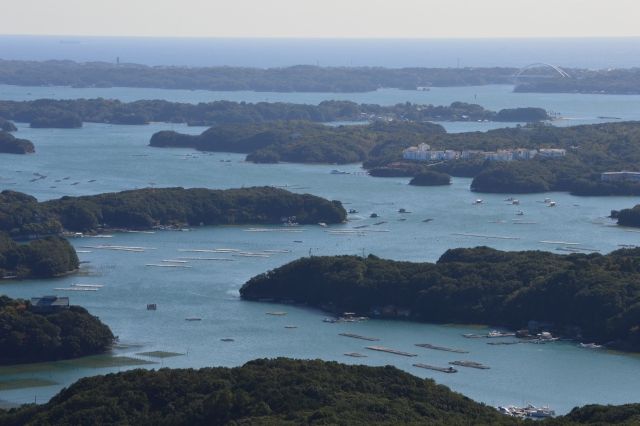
[0,36,639,69]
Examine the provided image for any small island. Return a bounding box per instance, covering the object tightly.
[409,170,452,186]
[0,131,34,154]
[0,233,78,279]
[0,295,114,365]
[0,187,346,238]
[241,247,640,352]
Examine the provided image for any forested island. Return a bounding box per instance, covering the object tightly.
[0,233,78,279]
[0,187,346,238]
[369,121,640,195]
[0,131,34,154]
[0,295,114,365]
[241,247,640,351]
[1,358,638,424]
[409,171,452,186]
[0,117,17,132]
[0,98,548,128]
[1,60,639,95]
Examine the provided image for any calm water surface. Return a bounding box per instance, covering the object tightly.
[0,87,639,413]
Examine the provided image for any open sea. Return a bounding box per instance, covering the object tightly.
[0,39,640,413]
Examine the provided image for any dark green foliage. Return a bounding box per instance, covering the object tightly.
[0,131,34,154]
[0,296,113,364]
[0,358,520,425]
[241,247,640,351]
[0,191,62,237]
[552,404,640,425]
[151,120,445,164]
[29,111,82,129]
[0,232,78,278]
[409,171,451,186]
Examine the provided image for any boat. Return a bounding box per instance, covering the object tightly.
[348,209,358,214]
[487,330,516,338]
[370,213,379,218]
[474,199,483,204]
[330,169,349,175]
[318,222,327,227]
[398,208,410,214]
[511,199,520,205]
[185,317,202,321]
[422,218,434,223]
[579,342,602,349]
[515,210,524,216]
[220,338,234,342]
[284,325,298,329]
[146,303,157,311]
[548,201,556,207]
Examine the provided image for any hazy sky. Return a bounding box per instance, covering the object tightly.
[6,0,639,38]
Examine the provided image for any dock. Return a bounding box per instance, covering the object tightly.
[415,343,469,354]
[413,363,457,373]
[449,360,490,370]
[365,346,417,357]
[339,333,380,342]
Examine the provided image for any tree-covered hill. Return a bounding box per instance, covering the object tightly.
[0,187,346,237]
[0,131,34,154]
[0,295,114,365]
[613,205,640,228]
[0,233,78,279]
[1,358,639,425]
[241,247,640,351]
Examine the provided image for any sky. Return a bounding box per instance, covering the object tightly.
[4,0,640,38]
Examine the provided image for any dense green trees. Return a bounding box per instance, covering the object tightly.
[0,358,520,425]
[0,131,34,154]
[0,233,78,278]
[409,170,452,186]
[614,205,640,228]
[0,187,346,238]
[241,247,640,351]
[0,117,17,132]
[0,296,114,364]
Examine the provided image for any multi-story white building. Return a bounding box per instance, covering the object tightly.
[601,171,640,183]
[538,148,566,158]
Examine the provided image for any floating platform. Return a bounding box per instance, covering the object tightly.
[449,360,490,370]
[415,343,469,353]
[145,264,192,268]
[413,363,457,373]
[365,346,417,357]
[266,311,287,316]
[339,333,380,342]
[344,352,367,358]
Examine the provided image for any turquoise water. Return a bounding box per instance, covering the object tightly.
[0,87,640,413]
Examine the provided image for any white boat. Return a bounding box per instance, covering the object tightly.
[548,201,556,207]
[511,200,520,205]
[516,210,524,216]
[330,169,349,175]
[474,199,483,204]
[579,342,602,349]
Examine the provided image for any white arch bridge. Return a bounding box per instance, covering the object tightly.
[513,63,572,80]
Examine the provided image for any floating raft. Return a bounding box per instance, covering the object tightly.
[266,311,287,316]
[54,287,99,292]
[452,233,520,240]
[365,346,417,357]
[145,264,192,268]
[344,352,367,358]
[415,343,469,354]
[413,363,458,373]
[449,360,490,370]
[339,333,380,342]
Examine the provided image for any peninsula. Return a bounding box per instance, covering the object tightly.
[0,131,34,154]
[241,247,640,352]
[0,232,78,279]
